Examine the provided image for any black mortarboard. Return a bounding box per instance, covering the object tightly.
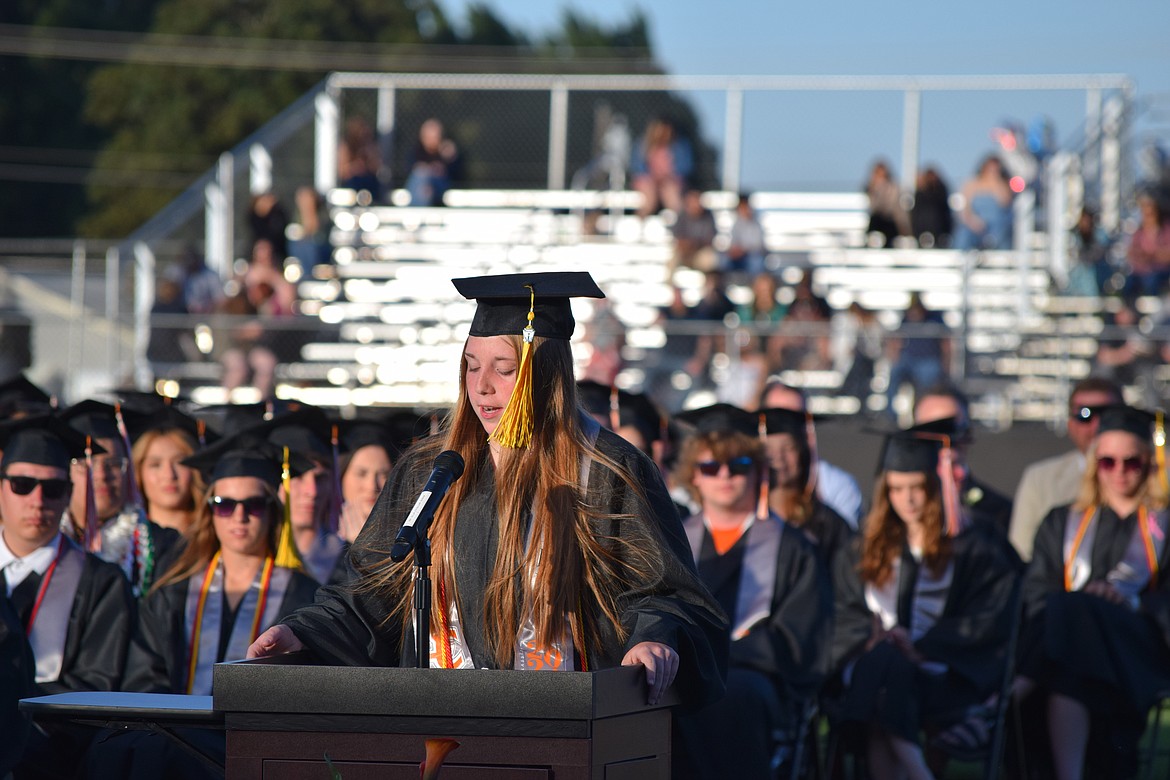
[107,388,193,414]
[256,407,333,461]
[0,415,101,471]
[58,400,121,441]
[452,271,605,340]
[576,380,614,419]
[759,407,810,441]
[121,405,216,445]
[674,403,759,438]
[909,415,972,444]
[576,382,665,445]
[181,430,314,487]
[0,375,53,417]
[1095,405,1156,440]
[880,432,944,473]
[195,400,306,438]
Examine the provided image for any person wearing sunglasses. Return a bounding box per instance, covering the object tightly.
[122,435,319,698]
[670,403,832,780]
[0,416,134,777]
[57,400,182,597]
[1009,376,1123,561]
[831,432,1018,780]
[954,405,1170,779]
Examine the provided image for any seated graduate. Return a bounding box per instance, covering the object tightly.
[247,272,728,711]
[830,431,1018,780]
[939,406,1170,779]
[761,405,854,563]
[122,434,320,695]
[253,408,345,585]
[0,595,34,778]
[123,404,211,536]
[0,417,135,777]
[670,403,833,780]
[335,418,395,546]
[57,400,181,596]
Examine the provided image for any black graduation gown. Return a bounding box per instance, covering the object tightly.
[672,518,832,780]
[793,498,855,566]
[830,525,1018,741]
[0,594,33,775]
[12,553,134,779]
[282,428,729,712]
[1022,503,1170,716]
[123,568,320,694]
[962,474,1013,536]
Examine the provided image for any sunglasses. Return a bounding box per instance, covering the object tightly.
[1097,455,1146,474]
[696,457,756,477]
[2,475,71,500]
[1068,407,1098,423]
[208,495,272,518]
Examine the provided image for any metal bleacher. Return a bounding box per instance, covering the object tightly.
[265,186,1086,423]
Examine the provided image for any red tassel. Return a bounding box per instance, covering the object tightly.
[84,437,100,552]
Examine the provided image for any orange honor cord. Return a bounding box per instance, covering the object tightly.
[1140,507,1159,588]
[804,413,819,499]
[1063,507,1096,592]
[83,437,99,552]
[756,412,770,520]
[249,556,276,641]
[435,576,454,668]
[185,552,221,694]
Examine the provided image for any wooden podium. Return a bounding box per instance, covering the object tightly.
[213,654,675,779]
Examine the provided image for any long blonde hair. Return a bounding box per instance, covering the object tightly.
[151,479,283,593]
[1073,435,1169,512]
[362,334,667,667]
[131,428,205,524]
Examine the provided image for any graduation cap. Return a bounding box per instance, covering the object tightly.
[910,415,973,445]
[577,381,665,447]
[0,415,100,471]
[181,430,314,487]
[451,271,605,449]
[106,388,192,414]
[58,399,122,442]
[880,432,945,473]
[259,407,333,462]
[674,403,759,438]
[0,374,53,418]
[1095,405,1156,440]
[195,400,307,439]
[120,404,217,446]
[759,407,812,441]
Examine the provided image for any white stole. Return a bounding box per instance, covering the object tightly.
[29,536,85,683]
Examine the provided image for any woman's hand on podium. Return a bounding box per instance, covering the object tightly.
[247,624,305,659]
[621,641,679,705]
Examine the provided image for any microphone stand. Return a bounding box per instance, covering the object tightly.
[412,537,432,669]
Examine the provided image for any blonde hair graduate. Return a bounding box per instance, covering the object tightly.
[249,272,728,709]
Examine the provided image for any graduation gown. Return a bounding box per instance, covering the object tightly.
[1022,503,1170,716]
[672,515,832,780]
[123,568,320,694]
[0,594,33,775]
[282,428,729,711]
[963,473,1013,537]
[831,525,1018,740]
[792,498,855,567]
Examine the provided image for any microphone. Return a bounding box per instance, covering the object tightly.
[389,450,465,562]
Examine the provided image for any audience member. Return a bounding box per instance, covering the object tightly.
[580,296,626,386]
[247,191,290,261]
[885,292,950,421]
[1123,191,1170,297]
[178,247,224,316]
[1008,376,1123,560]
[287,186,331,275]
[864,160,912,248]
[146,267,191,367]
[405,118,462,207]
[671,404,832,780]
[671,188,718,275]
[337,115,382,199]
[834,301,883,412]
[777,274,833,371]
[632,117,693,217]
[910,166,954,248]
[722,194,767,275]
[953,155,1014,251]
[1062,206,1114,296]
[1094,299,1155,388]
[735,272,787,374]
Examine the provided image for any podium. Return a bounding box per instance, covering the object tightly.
[213,654,675,779]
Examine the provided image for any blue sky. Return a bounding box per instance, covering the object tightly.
[451,0,1170,194]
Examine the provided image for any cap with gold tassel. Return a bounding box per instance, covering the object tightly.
[452,271,605,449]
[274,446,304,570]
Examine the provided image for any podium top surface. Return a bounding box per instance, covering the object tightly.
[20,692,219,725]
[214,657,675,720]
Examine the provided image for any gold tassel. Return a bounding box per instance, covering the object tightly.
[274,446,304,570]
[1156,410,1167,494]
[489,285,536,449]
[756,412,770,521]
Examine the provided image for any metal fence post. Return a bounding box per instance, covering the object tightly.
[250,143,273,196]
[105,246,120,386]
[315,87,341,194]
[901,88,921,194]
[69,241,86,399]
[204,152,234,279]
[377,85,396,186]
[722,85,744,193]
[133,242,156,390]
[1045,152,1071,288]
[548,82,569,191]
[1100,93,1124,232]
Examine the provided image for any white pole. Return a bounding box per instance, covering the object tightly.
[315,89,340,194]
[69,241,86,400]
[105,246,120,385]
[133,243,156,390]
[722,86,744,193]
[901,89,921,194]
[548,82,569,190]
[377,85,396,186]
[250,143,273,196]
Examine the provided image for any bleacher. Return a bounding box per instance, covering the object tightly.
[197,184,1105,424]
